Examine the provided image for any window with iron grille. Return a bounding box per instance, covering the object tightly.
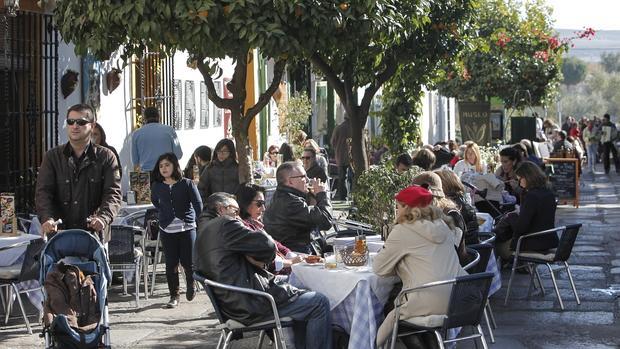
[133,52,176,129]
[184,80,195,130]
[200,81,209,129]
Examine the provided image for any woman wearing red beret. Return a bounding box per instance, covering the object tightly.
[373,185,466,347]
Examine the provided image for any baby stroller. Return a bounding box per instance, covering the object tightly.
[39,229,111,349]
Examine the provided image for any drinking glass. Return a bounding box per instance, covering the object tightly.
[324,252,337,269]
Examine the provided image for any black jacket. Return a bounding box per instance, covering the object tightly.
[509,187,558,251]
[198,158,239,202]
[305,161,328,183]
[151,178,203,228]
[263,185,332,251]
[447,193,479,244]
[194,211,302,325]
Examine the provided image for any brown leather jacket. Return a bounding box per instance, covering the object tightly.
[35,142,122,242]
[43,263,100,331]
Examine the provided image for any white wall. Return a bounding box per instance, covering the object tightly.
[56,41,82,145]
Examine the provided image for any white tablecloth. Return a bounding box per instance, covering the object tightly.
[0,233,42,266]
[291,264,396,309]
[290,264,398,349]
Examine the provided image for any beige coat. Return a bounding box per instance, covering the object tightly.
[373,219,466,346]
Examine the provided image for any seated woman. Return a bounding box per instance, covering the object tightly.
[435,169,479,244]
[236,184,302,275]
[453,141,487,177]
[495,147,523,204]
[373,185,466,348]
[263,144,279,168]
[495,161,558,259]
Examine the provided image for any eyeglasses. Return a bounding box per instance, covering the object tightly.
[253,200,265,208]
[289,174,309,180]
[226,205,239,214]
[66,118,91,126]
[300,156,313,160]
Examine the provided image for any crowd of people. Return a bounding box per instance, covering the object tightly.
[37,103,610,348]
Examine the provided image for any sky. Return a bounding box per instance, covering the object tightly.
[547,0,620,30]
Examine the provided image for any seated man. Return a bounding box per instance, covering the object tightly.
[263,162,332,253]
[301,148,328,183]
[194,193,332,349]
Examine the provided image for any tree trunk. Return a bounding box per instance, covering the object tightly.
[233,123,253,184]
[348,107,370,177]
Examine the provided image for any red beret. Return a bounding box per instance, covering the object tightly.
[395,185,433,208]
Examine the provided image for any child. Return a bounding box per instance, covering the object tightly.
[151,153,203,308]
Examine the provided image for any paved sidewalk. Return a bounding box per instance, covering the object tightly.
[2,165,620,348]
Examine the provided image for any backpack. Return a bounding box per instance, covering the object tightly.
[43,262,100,333]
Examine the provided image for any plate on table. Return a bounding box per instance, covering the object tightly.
[301,261,323,267]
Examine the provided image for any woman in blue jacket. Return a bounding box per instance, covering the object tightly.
[151,153,203,308]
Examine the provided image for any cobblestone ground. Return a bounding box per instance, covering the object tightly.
[2,165,620,348]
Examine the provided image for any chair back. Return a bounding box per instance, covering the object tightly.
[18,239,45,282]
[444,272,493,330]
[109,225,139,264]
[144,208,159,241]
[461,247,480,271]
[193,272,229,324]
[467,243,493,274]
[553,224,581,262]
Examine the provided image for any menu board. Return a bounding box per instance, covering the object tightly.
[130,172,151,205]
[545,158,579,207]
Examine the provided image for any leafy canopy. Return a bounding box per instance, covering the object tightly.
[437,0,577,108]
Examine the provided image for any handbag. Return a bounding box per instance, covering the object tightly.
[493,212,517,243]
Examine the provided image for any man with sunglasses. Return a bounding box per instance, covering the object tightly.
[263,161,332,254]
[35,104,122,242]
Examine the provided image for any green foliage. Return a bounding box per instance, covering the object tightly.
[562,57,587,85]
[280,0,476,175]
[436,0,569,108]
[351,163,422,233]
[379,75,422,155]
[600,52,620,74]
[279,92,312,140]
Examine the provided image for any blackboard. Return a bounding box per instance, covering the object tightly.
[545,158,579,207]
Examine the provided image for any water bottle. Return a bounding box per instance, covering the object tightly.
[127,190,136,205]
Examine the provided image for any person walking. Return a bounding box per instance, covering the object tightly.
[600,113,619,174]
[35,104,122,242]
[331,117,351,200]
[151,153,203,308]
[131,107,183,172]
[582,119,601,174]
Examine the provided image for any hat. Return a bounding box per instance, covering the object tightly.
[395,185,433,208]
[411,171,445,198]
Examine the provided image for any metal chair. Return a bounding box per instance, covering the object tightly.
[467,243,497,343]
[462,247,480,271]
[0,238,45,334]
[109,225,144,307]
[386,272,494,349]
[503,224,582,310]
[142,209,165,297]
[193,272,293,349]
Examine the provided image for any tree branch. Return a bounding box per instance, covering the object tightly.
[310,53,351,114]
[197,59,235,110]
[245,58,287,121]
[360,55,398,113]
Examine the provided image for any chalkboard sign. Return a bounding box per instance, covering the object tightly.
[545,158,579,207]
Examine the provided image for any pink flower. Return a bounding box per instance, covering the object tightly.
[533,50,549,62]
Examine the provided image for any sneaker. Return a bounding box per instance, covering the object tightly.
[186,283,195,302]
[166,297,179,308]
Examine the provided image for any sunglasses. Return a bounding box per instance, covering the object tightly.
[66,118,91,126]
[270,151,279,155]
[253,200,266,208]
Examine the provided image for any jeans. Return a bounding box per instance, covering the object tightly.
[587,143,598,172]
[160,228,196,298]
[276,291,332,349]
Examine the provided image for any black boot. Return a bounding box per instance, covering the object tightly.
[185,271,196,301]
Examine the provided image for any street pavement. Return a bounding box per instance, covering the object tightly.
[2,164,620,348]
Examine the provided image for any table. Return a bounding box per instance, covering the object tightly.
[290,263,398,349]
[476,212,494,233]
[0,233,42,266]
[113,202,155,226]
[0,233,44,312]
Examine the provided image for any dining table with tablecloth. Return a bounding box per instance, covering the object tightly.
[0,232,44,311]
